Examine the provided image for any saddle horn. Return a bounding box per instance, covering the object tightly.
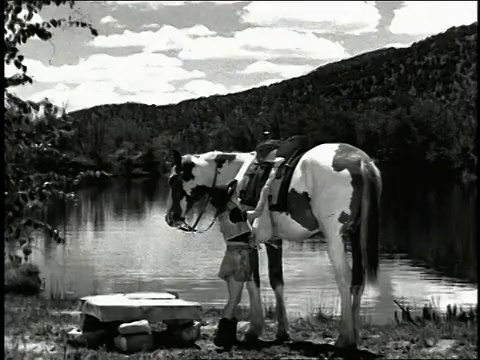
[226,180,238,200]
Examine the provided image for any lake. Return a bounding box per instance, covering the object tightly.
[32,174,477,325]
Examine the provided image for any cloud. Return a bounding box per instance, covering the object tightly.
[184,25,217,37]
[241,1,381,34]
[179,27,349,60]
[181,79,228,97]
[99,15,125,28]
[229,84,252,93]
[257,78,284,87]
[6,52,203,85]
[389,1,477,35]
[22,79,234,111]
[108,1,247,9]
[90,24,348,61]
[239,61,314,79]
[383,42,414,49]
[90,24,216,52]
[21,81,193,112]
[100,15,118,24]
[142,24,161,30]
[6,51,208,111]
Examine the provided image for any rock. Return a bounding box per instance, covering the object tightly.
[426,339,458,354]
[67,328,87,347]
[114,333,154,353]
[424,338,436,347]
[237,321,250,334]
[164,320,201,346]
[4,263,42,296]
[53,310,83,318]
[118,320,151,335]
[388,340,410,350]
[4,336,57,355]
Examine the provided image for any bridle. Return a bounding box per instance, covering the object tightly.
[178,162,220,233]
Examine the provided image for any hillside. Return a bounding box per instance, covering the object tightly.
[69,23,477,178]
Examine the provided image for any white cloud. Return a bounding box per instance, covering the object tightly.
[229,84,251,93]
[6,52,203,85]
[184,25,217,37]
[389,1,477,35]
[90,24,216,52]
[257,78,284,87]
[383,42,414,49]
[241,1,381,35]
[107,1,247,9]
[90,24,348,61]
[100,15,118,24]
[142,24,161,30]
[181,79,228,97]
[239,61,314,79]
[14,73,294,112]
[19,81,195,112]
[179,27,349,60]
[6,51,208,111]
[99,15,125,29]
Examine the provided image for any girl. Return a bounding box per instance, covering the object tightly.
[210,182,263,349]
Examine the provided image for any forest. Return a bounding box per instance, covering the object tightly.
[61,23,476,180]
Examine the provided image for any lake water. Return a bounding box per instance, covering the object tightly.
[32,176,477,325]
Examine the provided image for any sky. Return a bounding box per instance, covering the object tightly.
[5,1,477,112]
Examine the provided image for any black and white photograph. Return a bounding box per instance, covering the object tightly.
[4,1,477,358]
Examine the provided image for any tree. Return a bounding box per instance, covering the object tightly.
[4,0,98,262]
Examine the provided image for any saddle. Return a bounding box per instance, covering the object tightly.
[239,135,310,212]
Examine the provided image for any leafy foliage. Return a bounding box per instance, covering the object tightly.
[71,23,477,178]
[4,0,98,260]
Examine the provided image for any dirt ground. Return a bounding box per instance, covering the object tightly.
[4,295,477,359]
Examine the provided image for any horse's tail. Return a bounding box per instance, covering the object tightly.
[359,159,382,283]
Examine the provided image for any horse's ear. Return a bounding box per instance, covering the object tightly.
[172,150,182,167]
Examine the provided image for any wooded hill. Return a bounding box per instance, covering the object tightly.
[68,23,477,179]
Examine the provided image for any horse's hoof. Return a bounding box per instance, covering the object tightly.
[275,332,291,344]
[334,334,357,350]
[244,332,260,343]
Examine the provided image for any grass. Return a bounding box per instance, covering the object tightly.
[4,294,477,360]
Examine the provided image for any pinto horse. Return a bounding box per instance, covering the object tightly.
[165,143,382,349]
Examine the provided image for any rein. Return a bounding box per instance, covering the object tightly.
[179,164,219,233]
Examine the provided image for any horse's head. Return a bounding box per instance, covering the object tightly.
[165,150,208,228]
[165,149,254,229]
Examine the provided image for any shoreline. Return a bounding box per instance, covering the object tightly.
[4,294,477,359]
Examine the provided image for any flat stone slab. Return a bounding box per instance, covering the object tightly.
[80,292,202,323]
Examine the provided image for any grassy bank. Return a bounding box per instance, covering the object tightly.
[4,295,477,359]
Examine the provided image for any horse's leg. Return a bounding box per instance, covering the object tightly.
[266,238,290,341]
[323,220,356,348]
[350,228,365,341]
[245,248,264,340]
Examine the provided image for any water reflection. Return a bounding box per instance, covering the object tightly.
[381,173,477,282]
[32,176,477,325]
